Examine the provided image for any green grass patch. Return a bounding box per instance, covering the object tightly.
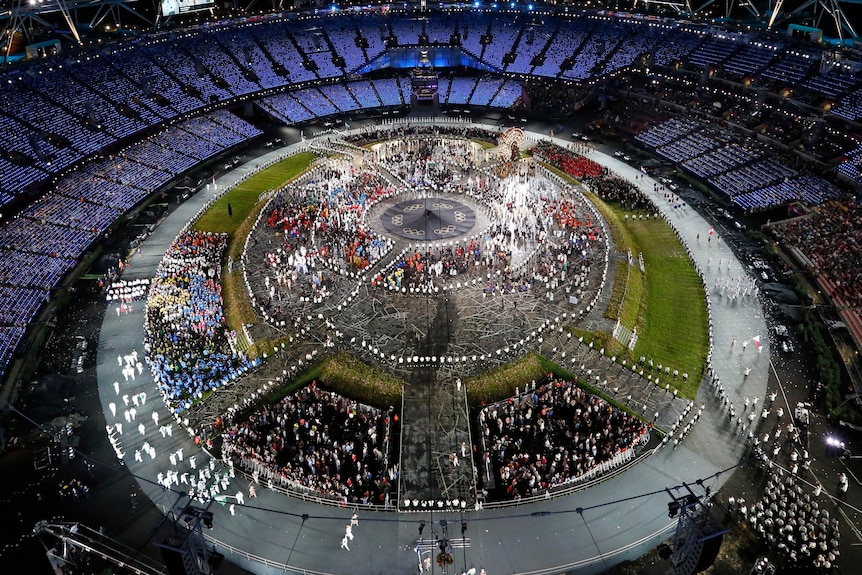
[626,217,708,398]
[474,139,499,149]
[467,350,645,422]
[222,270,258,352]
[566,327,617,355]
[583,189,649,329]
[619,265,644,329]
[214,354,406,442]
[193,152,316,238]
[605,260,628,320]
[466,353,547,405]
[580,188,629,248]
[319,352,405,408]
[191,152,316,340]
[229,353,404,421]
[582,189,647,332]
[539,162,708,399]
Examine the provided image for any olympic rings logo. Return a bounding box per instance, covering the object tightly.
[453,211,466,223]
[402,203,424,212]
[432,202,453,209]
[434,225,456,235]
[403,228,425,237]
[391,215,404,225]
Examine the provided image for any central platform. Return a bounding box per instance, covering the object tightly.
[380,197,476,240]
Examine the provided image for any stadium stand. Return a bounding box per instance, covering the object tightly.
[636,117,844,212]
[770,200,862,346]
[1,6,861,382]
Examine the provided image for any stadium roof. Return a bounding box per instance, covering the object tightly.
[1,0,859,54]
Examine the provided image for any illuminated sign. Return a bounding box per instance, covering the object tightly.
[161,0,215,17]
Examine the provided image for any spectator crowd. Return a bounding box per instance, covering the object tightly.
[771,199,861,312]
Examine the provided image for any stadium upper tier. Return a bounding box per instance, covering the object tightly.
[2,8,862,204]
[0,7,861,380]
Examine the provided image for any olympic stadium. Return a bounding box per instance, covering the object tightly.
[0,2,861,575]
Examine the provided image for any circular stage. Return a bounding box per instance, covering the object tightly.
[380,197,476,240]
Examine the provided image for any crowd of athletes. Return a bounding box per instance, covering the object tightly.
[246,161,394,324]
[145,230,259,414]
[731,470,841,572]
[477,377,649,500]
[221,381,398,505]
[371,165,602,297]
[374,136,479,190]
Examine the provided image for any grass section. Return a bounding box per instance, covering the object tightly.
[605,260,628,320]
[465,353,547,405]
[224,353,404,427]
[583,189,641,328]
[191,152,317,352]
[540,163,709,399]
[582,189,629,249]
[461,351,643,420]
[627,217,708,398]
[319,352,404,408]
[193,152,316,238]
[221,270,258,352]
[619,265,644,329]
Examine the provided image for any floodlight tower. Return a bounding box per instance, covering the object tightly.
[157,498,220,575]
[34,521,168,575]
[665,483,729,575]
[775,0,859,42]
[1,0,153,64]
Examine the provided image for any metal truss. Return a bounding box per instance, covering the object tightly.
[33,521,168,575]
[1,0,152,51]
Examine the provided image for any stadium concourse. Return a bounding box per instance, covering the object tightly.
[84,118,773,575]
